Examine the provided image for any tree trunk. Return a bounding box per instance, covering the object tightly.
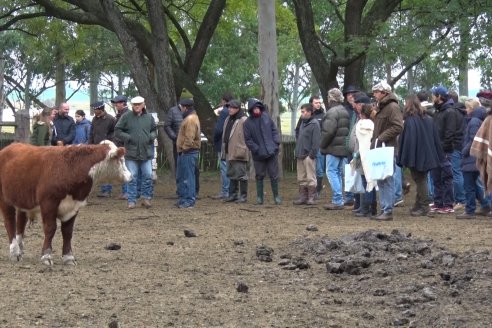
[0,57,4,125]
[55,47,66,106]
[290,63,300,136]
[15,67,31,142]
[258,0,283,176]
[89,69,99,114]
[457,20,470,96]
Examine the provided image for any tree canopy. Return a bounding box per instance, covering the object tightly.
[0,0,491,137]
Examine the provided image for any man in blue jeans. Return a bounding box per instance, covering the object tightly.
[320,88,350,210]
[211,93,233,199]
[114,96,157,210]
[370,81,403,221]
[176,98,201,208]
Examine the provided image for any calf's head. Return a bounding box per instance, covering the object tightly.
[89,141,132,184]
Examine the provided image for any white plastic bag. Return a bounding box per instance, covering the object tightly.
[344,164,365,193]
[365,140,394,181]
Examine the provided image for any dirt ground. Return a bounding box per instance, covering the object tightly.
[1,172,492,328]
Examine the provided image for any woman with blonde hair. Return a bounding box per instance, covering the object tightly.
[30,107,53,146]
[457,98,490,219]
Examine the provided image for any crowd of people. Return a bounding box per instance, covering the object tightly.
[289,83,492,221]
[28,84,492,219]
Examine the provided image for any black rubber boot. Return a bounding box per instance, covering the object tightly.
[236,180,248,203]
[271,179,282,205]
[256,180,264,205]
[224,180,238,202]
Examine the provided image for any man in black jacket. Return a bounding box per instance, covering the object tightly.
[430,86,463,214]
[51,102,75,146]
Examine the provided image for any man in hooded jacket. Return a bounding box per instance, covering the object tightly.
[243,98,282,205]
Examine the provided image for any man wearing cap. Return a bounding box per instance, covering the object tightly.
[165,91,200,196]
[89,101,117,198]
[115,96,157,209]
[212,92,234,200]
[430,85,463,214]
[221,100,249,203]
[175,98,201,208]
[342,86,360,207]
[51,102,76,146]
[320,88,351,210]
[111,95,130,199]
[370,81,403,221]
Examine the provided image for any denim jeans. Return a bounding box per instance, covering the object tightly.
[427,172,434,199]
[101,184,112,194]
[361,175,376,204]
[463,171,490,214]
[218,152,229,196]
[430,159,454,208]
[449,151,466,204]
[343,157,354,203]
[377,162,395,214]
[121,183,128,195]
[126,159,153,205]
[394,165,403,202]
[177,151,198,207]
[326,154,344,205]
[316,150,325,178]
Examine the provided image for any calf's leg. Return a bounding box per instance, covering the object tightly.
[15,210,28,255]
[61,215,77,265]
[1,203,21,260]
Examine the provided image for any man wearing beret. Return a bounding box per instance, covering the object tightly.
[115,96,157,210]
[89,101,117,198]
[111,95,130,199]
[175,98,201,208]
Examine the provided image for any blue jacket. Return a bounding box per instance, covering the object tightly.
[213,105,229,152]
[462,107,487,172]
[243,99,280,161]
[73,118,91,144]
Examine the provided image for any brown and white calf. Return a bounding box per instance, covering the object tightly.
[0,140,131,265]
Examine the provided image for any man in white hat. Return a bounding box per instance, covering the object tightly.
[370,81,403,221]
[115,96,157,209]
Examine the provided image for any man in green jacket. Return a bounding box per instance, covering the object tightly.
[115,96,157,209]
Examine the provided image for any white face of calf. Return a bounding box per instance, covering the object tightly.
[89,142,132,184]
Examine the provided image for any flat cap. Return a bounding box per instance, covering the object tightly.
[111,95,128,103]
[354,94,371,104]
[372,81,392,93]
[91,101,105,110]
[130,96,145,104]
[227,100,241,109]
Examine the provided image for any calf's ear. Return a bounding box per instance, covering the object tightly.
[109,147,126,159]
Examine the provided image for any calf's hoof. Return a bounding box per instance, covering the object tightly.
[41,254,53,266]
[9,241,23,261]
[62,254,77,266]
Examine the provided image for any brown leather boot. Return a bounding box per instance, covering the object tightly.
[306,186,316,205]
[293,186,308,205]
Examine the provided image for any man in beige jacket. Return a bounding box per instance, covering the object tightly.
[176,98,201,208]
